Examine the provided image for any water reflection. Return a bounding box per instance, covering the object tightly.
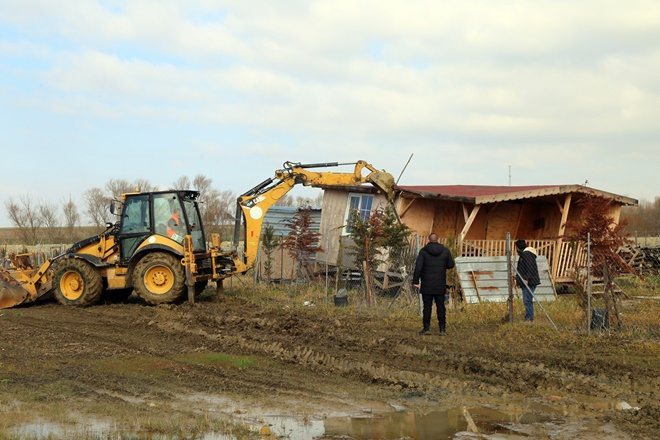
[325,408,468,439]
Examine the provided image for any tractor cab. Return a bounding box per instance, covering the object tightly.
[116,190,206,264]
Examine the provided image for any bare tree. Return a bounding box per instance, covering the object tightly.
[5,196,43,245]
[38,202,60,243]
[105,179,133,200]
[622,196,660,234]
[62,196,80,243]
[171,176,191,190]
[217,189,236,225]
[198,188,236,227]
[169,175,235,227]
[192,175,213,198]
[275,195,294,207]
[134,178,158,193]
[106,178,157,198]
[84,187,110,227]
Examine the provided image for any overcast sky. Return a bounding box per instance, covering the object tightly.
[1,1,659,226]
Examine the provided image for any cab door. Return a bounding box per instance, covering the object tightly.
[117,194,152,264]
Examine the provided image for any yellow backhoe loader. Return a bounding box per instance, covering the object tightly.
[0,160,394,309]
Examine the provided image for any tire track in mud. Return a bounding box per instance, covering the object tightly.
[156,319,450,394]
[151,303,622,400]
[3,299,651,409]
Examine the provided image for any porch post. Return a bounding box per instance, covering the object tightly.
[552,194,572,279]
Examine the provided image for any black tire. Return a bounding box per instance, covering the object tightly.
[53,258,103,307]
[103,288,134,302]
[133,252,185,305]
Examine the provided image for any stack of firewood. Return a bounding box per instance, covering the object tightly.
[618,244,660,275]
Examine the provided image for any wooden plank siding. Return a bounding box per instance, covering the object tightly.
[317,186,634,285]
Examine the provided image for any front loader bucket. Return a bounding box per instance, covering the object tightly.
[368,170,396,202]
[0,270,29,309]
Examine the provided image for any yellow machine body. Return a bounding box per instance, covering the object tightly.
[0,160,395,308]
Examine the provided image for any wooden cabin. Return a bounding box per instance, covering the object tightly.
[318,184,637,282]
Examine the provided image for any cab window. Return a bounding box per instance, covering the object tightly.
[119,195,150,234]
[183,197,205,251]
[153,193,186,243]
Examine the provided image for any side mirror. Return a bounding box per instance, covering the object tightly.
[109,200,121,215]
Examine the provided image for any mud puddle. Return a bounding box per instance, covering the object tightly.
[322,406,553,440]
[8,403,629,440]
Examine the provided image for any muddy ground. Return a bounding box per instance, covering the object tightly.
[0,288,658,439]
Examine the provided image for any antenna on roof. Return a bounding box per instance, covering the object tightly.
[508,165,511,186]
[396,153,414,185]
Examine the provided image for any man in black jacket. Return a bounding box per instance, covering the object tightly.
[412,233,455,335]
[515,239,540,321]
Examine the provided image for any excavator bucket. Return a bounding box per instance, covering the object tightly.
[367,170,396,202]
[0,270,29,309]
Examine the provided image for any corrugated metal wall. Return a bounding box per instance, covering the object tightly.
[262,206,321,237]
[456,255,556,304]
[257,206,322,280]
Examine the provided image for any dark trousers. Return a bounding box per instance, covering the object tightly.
[422,294,446,331]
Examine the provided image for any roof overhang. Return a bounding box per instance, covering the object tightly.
[396,185,637,206]
[474,185,637,206]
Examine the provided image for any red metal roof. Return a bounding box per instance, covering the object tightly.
[396,184,559,198]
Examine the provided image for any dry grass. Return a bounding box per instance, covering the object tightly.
[224,275,660,342]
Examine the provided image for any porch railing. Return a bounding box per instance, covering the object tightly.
[459,239,586,282]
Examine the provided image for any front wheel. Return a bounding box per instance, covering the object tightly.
[133,253,185,305]
[53,259,103,306]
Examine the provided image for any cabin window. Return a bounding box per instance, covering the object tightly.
[344,193,374,234]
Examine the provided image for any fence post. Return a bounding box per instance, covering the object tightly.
[506,232,513,323]
[416,234,422,317]
[587,232,592,334]
[280,242,284,281]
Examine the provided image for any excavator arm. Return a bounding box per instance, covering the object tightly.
[231,160,395,273]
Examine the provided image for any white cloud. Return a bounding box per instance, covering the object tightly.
[0,0,658,205]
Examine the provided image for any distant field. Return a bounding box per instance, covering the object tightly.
[0,226,101,246]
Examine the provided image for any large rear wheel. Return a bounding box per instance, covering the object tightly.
[133,253,185,305]
[53,259,103,307]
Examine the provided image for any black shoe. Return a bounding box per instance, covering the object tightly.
[418,329,431,335]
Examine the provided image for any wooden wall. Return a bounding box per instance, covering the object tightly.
[399,194,625,241]
[317,189,388,265]
[320,190,628,265]
[317,189,348,265]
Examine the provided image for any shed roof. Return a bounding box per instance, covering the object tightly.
[396,184,637,206]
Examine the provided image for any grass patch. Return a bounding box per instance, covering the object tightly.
[93,351,257,380]
[176,352,257,369]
